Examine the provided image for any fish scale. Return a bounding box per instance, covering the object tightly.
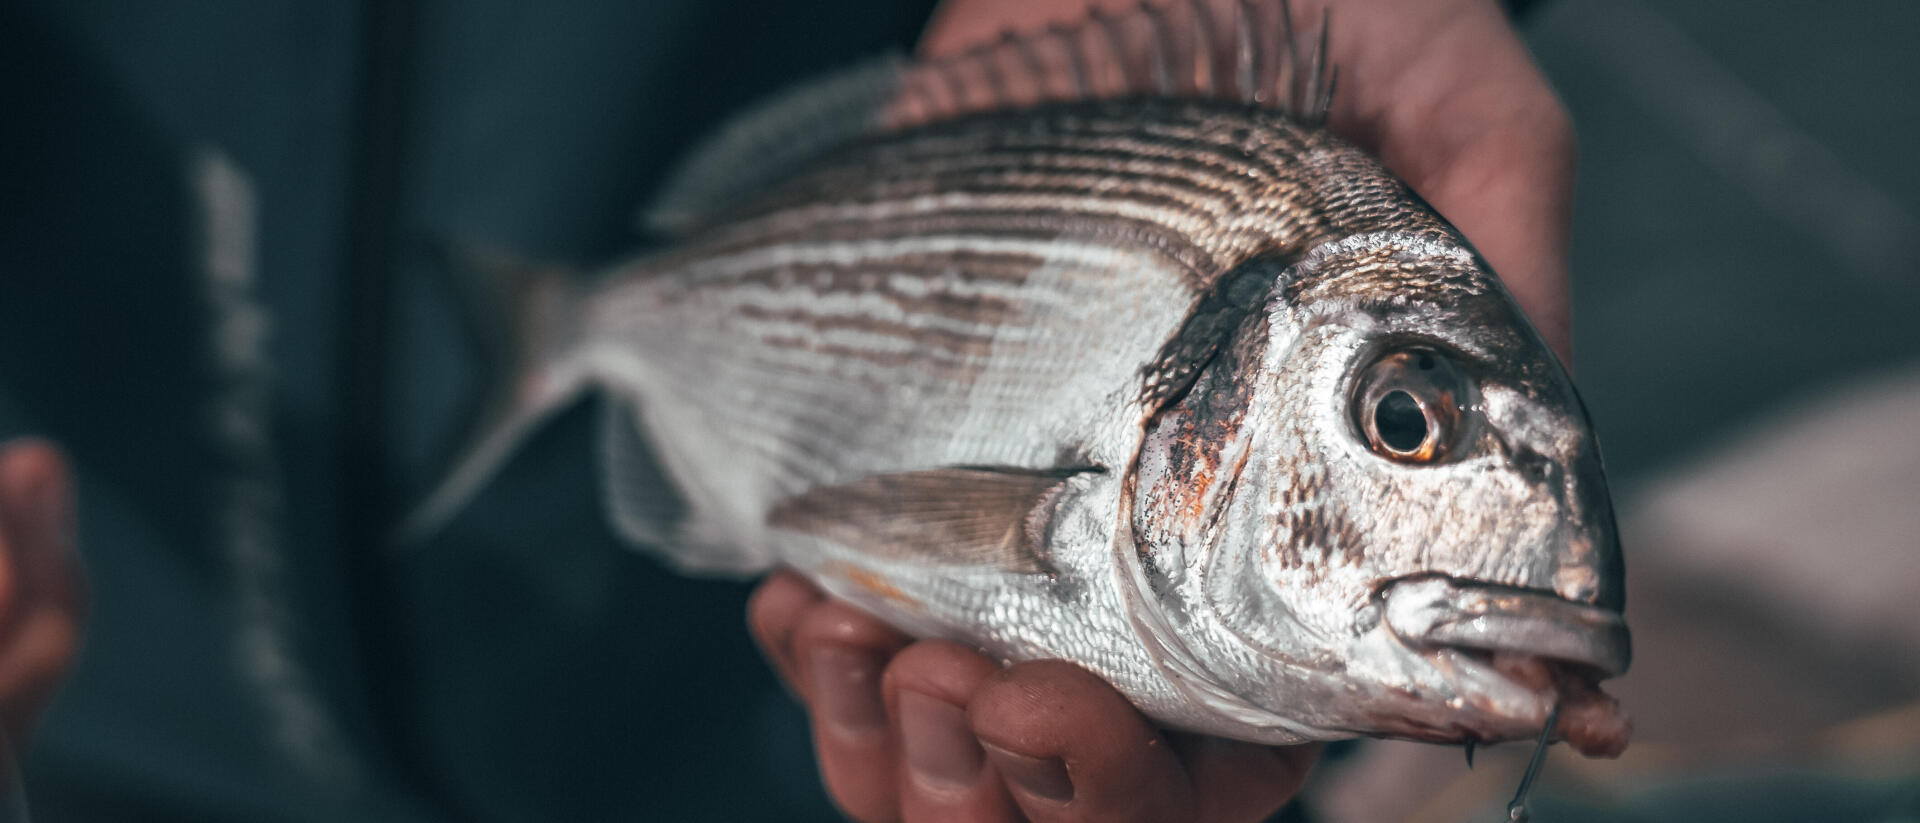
[409,0,1631,758]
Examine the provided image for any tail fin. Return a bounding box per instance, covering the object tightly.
[395,244,588,543]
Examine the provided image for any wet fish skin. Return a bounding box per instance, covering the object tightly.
[409,96,1629,751]
[406,0,1629,755]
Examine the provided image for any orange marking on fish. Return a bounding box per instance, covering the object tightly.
[1185,462,1215,522]
[843,565,921,610]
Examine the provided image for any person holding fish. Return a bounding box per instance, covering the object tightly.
[0,0,1603,819]
[739,0,1592,821]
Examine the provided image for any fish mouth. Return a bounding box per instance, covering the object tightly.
[1375,574,1634,756]
[1379,574,1630,678]
[1367,571,1635,755]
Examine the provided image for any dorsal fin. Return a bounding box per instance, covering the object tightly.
[639,53,911,237]
[641,1,1338,235]
[889,0,1338,130]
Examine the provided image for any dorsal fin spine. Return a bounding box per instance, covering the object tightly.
[1318,63,1339,122]
[1190,0,1219,96]
[897,0,1338,130]
[1140,2,1177,95]
[938,52,971,110]
[1090,7,1135,93]
[1010,26,1051,101]
[1306,7,1330,116]
[1279,0,1301,108]
[1233,0,1258,103]
[1052,21,1094,98]
[643,0,1339,236]
[980,36,1012,107]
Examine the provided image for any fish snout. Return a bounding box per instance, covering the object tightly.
[1379,575,1630,679]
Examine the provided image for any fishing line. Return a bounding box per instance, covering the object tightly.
[1504,698,1562,822]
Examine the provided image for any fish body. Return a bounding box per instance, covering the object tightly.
[414,1,1631,755]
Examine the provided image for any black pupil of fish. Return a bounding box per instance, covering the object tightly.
[1375,390,1429,453]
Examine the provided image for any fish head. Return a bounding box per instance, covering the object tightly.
[1133,231,1628,750]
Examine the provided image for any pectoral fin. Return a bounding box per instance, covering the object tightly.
[767,467,1096,575]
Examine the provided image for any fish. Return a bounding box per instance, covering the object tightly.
[406,0,1632,757]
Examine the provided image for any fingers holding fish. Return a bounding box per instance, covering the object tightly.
[882,640,1023,823]
[790,597,914,822]
[747,569,825,695]
[759,585,1321,823]
[963,661,1321,822]
[968,660,1195,823]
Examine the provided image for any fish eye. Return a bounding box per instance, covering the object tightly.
[1352,347,1470,464]
[1374,391,1426,452]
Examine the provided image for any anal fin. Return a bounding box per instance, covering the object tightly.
[597,396,688,550]
[767,466,1098,575]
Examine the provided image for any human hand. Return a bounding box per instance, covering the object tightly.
[750,571,1318,823]
[0,440,88,768]
[921,0,1578,364]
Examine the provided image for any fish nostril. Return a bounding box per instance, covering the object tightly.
[1509,447,1558,487]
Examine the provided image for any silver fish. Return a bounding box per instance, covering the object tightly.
[409,0,1631,756]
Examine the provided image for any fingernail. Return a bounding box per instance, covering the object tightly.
[983,742,1073,804]
[899,690,983,791]
[808,647,887,737]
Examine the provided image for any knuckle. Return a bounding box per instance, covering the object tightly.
[882,639,998,701]
[967,663,1091,747]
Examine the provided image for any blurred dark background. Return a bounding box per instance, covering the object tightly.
[1,0,1915,821]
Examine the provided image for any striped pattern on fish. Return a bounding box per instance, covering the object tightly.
[585,103,1453,551]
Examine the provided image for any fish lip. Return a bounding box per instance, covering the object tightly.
[1377,574,1631,679]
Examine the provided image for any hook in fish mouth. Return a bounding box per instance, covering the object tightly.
[1378,574,1631,679]
[1372,574,1634,757]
